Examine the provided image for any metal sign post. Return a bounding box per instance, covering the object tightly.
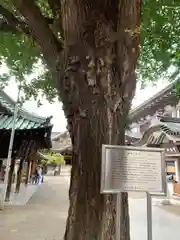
[116,193,121,240]
[146,192,152,240]
[101,145,166,240]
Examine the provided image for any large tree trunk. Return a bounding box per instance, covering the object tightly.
[14,1,141,239]
[64,102,130,240]
[62,1,141,239]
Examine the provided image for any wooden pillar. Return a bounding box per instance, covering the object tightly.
[58,164,61,175]
[30,155,37,178]
[5,157,16,201]
[30,160,34,180]
[25,157,31,186]
[28,161,32,182]
[0,159,2,172]
[15,158,24,193]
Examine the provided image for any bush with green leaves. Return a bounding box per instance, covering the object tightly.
[41,152,65,166]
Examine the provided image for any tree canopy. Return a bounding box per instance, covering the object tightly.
[140,0,180,84]
[0,1,180,103]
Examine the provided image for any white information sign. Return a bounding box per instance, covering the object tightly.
[101,145,166,194]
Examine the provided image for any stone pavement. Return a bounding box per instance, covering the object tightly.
[0,175,69,240]
[0,180,40,206]
[129,198,180,239]
[1,172,180,239]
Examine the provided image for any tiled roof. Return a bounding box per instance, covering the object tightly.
[133,116,180,147]
[0,90,52,130]
[0,113,52,130]
[52,131,72,152]
[0,90,16,113]
[129,80,179,123]
[159,116,180,135]
[51,132,61,139]
[161,122,180,135]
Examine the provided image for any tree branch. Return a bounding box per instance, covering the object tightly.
[14,0,63,72]
[0,5,20,27]
[0,4,29,34]
[48,0,60,17]
[48,0,64,39]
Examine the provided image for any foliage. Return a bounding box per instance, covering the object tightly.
[0,0,57,103]
[0,1,180,98]
[41,152,65,166]
[140,0,180,86]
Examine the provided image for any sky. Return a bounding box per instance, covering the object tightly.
[4,78,170,133]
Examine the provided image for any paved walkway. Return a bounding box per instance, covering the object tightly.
[0,183,39,206]
[129,198,180,239]
[0,175,69,240]
[1,172,180,239]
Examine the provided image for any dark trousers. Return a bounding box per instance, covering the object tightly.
[32,175,39,184]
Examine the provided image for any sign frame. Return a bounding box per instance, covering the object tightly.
[101,145,166,195]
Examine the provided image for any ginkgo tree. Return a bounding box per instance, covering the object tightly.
[0,1,180,240]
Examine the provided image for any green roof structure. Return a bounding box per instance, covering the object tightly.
[0,90,53,158]
[0,89,52,129]
[0,113,52,130]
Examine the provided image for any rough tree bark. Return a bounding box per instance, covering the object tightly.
[14,0,141,239]
[63,70,135,240]
[61,1,141,239]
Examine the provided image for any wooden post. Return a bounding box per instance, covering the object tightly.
[58,164,61,175]
[5,157,16,201]
[25,157,31,186]
[0,160,2,172]
[29,160,34,181]
[28,161,32,182]
[15,158,24,193]
[30,155,37,179]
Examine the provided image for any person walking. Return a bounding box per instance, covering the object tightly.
[33,167,40,184]
[41,167,44,183]
[37,166,43,184]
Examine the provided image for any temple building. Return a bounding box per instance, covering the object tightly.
[0,90,52,200]
[51,131,72,164]
[52,80,180,195]
[129,80,180,196]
